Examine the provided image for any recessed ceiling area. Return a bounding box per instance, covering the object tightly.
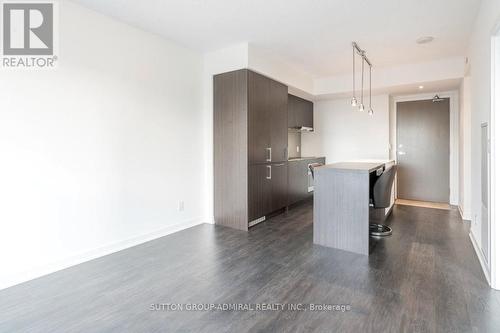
[374,78,462,99]
[313,78,462,101]
[72,0,480,78]
[386,78,462,97]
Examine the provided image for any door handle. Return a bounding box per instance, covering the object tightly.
[266,148,272,162]
[266,165,272,179]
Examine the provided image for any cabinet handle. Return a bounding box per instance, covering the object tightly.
[266,147,272,162]
[274,163,285,166]
[266,165,272,179]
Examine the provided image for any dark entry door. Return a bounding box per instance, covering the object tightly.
[397,99,450,203]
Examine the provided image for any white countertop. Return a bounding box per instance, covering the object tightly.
[288,156,325,162]
[318,160,395,173]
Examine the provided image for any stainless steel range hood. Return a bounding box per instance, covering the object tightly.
[289,126,314,132]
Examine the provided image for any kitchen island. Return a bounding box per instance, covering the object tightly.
[313,160,395,255]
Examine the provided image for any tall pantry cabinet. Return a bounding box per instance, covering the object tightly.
[214,69,288,231]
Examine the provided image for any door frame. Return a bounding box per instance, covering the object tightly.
[490,24,500,289]
[392,91,459,205]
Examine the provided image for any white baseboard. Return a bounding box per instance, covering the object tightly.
[0,217,205,291]
[469,231,491,285]
[458,205,472,221]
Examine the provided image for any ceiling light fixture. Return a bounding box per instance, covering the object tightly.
[351,42,373,115]
[432,94,445,102]
[416,36,434,44]
[419,85,424,89]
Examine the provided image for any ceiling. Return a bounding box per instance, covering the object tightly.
[314,78,463,100]
[72,0,481,78]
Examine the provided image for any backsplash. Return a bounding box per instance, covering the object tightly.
[288,132,301,158]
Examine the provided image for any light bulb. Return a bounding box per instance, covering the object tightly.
[368,108,374,116]
[359,103,365,112]
[351,97,357,107]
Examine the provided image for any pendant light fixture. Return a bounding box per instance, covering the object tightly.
[359,52,365,112]
[351,45,357,107]
[368,64,374,116]
[350,42,374,115]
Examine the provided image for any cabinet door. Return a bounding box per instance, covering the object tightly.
[271,163,288,211]
[288,160,309,205]
[302,99,314,128]
[248,164,272,221]
[248,71,271,164]
[287,94,298,128]
[297,98,313,129]
[288,94,313,129]
[269,80,288,162]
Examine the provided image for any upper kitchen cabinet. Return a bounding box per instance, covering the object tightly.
[268,78,288,162]
[248,71,288,164]
[248,71,271,164]
[288,94,314,130]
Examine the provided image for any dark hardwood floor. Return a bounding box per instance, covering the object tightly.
[1,202,500,332]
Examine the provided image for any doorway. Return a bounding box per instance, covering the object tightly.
[396,98,450,203]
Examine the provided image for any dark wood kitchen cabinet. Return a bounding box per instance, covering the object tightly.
[288,160,309,204]
[248,162,288,221]
[248,71,288,164]
[271,163,288,211]
[288,94,313,129]
[214,69,288,231]
[248,164,272,222]
[269,81,289,162]
[248,71,271,164]
[288,157,325,206]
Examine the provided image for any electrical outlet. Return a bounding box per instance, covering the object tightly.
[178,201,184,212]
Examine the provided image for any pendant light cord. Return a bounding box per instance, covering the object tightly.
[369,64,372,108]
[361,55,364,104]
[352,46,356,98]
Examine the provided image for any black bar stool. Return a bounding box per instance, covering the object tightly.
[369,165,397,237]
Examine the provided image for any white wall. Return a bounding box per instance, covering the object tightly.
[459,77,472,220]
[492,27,500,290]
[466,0,500,286]
[389,96,397,161]
[248,44,314,95]
[0,1,205,289]
[301,95,390,163]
